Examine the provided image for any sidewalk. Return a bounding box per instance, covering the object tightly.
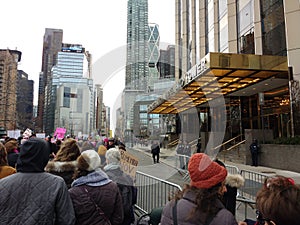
[133,145,300,184]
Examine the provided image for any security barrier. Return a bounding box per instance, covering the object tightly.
[236,169,270,219]
[134,170,182,214]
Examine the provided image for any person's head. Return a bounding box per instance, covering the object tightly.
[54,138,80,162]
[77,150,101,172]
[16,137,50,172]
[105,147,121,164]
[80,140,94,152]
[256,175,300,225]
[188,153,228,195]
[108,137,115,144]
[4,139,18,153]
[0,142,8,166]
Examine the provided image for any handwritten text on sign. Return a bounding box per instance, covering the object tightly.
[120,150,139,180]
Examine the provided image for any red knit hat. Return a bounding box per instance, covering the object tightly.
[188,153,227,189]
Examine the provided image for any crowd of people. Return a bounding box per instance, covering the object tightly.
[1,133,300,225]
[0,133,136,225]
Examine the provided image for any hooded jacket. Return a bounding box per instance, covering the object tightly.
[222,173,245,216]
[0,138,75,225]
[45,160,78,188]
[69,169,124,225]
[160,190,238,225]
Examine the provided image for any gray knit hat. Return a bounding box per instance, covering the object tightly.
[105,147,121,164]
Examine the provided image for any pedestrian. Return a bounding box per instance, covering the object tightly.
[45,138,81,188]
[255,175,300,225]
[183,140,192,168]
[4,138,19,168]
[104,147,137,225]
[196,138,201,153]
[249,139,259,166]
[160,153,241,225]
[107,137,116,150]
[68,149,124,225]
[215,159,245,216]
[0,142,16,179]
[0,137,75,225]
[97,143,108,166]
[176,140,185,169]
[151,141,160,163]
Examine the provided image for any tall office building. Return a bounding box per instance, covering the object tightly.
[149,0,300,144]
[157,45,175,79]
[17,70,34,130]
[37,28,63,132]
[148,23,160,92]
[123,0,149,140]
[0,49,21,130]
[125,0,149,90]
[50,43,94,137]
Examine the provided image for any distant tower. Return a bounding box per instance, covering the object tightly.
[148,23,160,92]
[0,49,22,130]
[37,28,63,132]
[125,0,149,90]
[123,0,149,138]
[49,43,94,136]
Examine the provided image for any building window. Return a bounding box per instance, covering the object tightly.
[238,28,255,54]
[260,0,286,56]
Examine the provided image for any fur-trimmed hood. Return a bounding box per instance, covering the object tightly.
[45,160,78,173]
[225,173,245,188]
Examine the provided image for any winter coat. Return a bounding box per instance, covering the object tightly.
[151,144,160,154]
[0,137,76,225]
[45,160,77,188]
[0,165,16,179]
[0,172,75,225]
[69,169,124,225]
[7,152,19,168]
[104,164,137,225]
[222,173,245,216]
[160,190,238,225]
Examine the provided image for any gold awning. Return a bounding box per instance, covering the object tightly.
[148,52,288,114]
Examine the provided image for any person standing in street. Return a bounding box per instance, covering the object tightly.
[249,139,259,166]
[0,137,75,225]
[151,141,160,164]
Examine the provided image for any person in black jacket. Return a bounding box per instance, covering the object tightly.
[151,141,160,164]
[249,139,259,166]
[215,159,245,216]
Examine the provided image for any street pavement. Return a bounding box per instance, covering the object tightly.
[131,144,300,184]
[129,144,300,222]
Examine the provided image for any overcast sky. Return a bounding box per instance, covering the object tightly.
[1,0,175,111]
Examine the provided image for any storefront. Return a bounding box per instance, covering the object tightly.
[148,53,289,143]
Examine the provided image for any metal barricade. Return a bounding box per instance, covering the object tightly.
[135,170,182,214]
[225,164,240,175]
[237,169,271,219]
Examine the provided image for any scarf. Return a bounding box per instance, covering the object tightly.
[71,168,111,187]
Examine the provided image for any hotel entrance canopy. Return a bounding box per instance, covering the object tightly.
[148,53,288,114]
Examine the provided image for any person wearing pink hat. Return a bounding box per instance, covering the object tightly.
[160,153,241,225]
